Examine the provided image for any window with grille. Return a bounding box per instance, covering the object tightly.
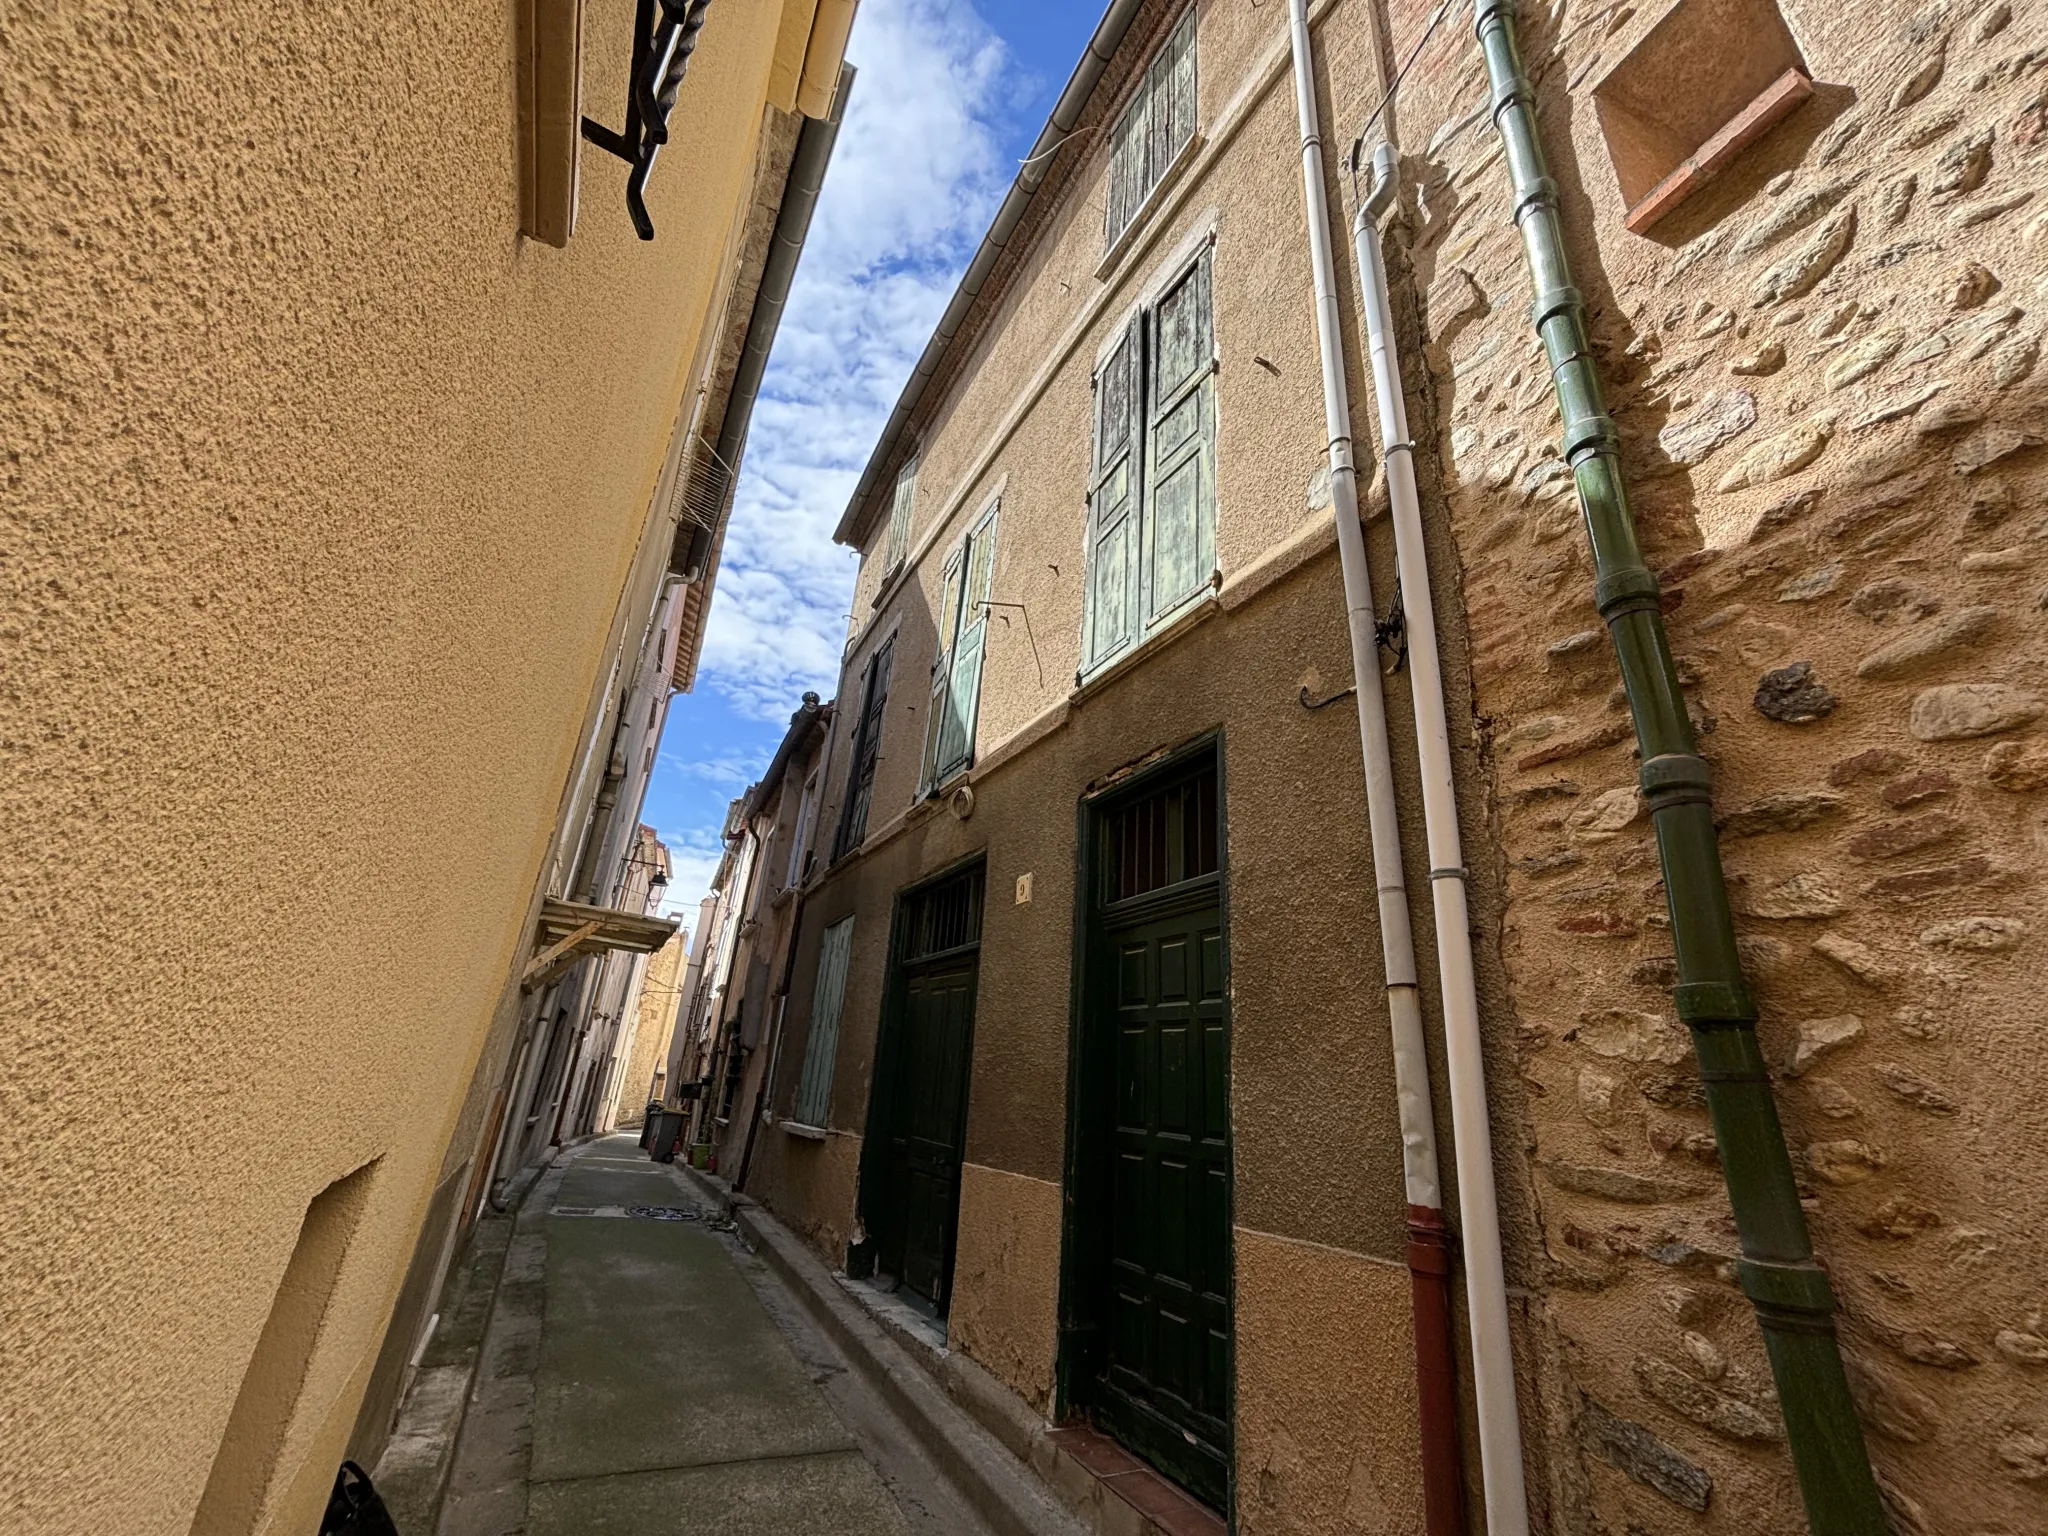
[833,635,895,860]
[792,915,855,1127]
[1105,7,1197,250]
[902,866,984,961]
[921,499,999,794]
[882,458,918,580]
[1103,761,1219,903]
[1083,245,1218,677]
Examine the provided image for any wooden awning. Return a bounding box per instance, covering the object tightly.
[523,897,681,993]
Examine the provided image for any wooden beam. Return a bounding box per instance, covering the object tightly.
[522,920,600,991]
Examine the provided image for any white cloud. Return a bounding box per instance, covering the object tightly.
[694,0,1018,720]
[655,825,732,927]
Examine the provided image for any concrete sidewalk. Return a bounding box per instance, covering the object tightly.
[436,1134,960,1536]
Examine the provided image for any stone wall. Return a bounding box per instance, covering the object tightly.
[1388,0,2048,1529]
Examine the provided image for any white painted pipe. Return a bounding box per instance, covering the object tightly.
[1354,141,1530,1536]
[1286,0,1444,1224]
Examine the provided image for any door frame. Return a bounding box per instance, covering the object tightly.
[1055,731,1234,1509]
[854,852,986,1315]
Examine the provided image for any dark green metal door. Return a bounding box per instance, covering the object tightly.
[1096,897,1230,1504]
[1065,750,1231,1510]
[868,863,984,1315]
[886,959,977,1309]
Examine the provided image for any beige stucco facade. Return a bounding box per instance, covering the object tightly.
[738,0,2048,1532]
[1,3,850,1532]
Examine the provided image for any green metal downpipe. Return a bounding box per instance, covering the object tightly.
[1471,3,1887,1530]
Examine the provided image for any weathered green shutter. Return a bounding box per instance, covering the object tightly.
[884,459,917,573]
[1106,89,1147,245]
[792,915,855,1127]
[936,509,996,783]
[1084,325,1143,672]
[921,553,964,792]
[1141,249,1215,624]
[834,635,893,858]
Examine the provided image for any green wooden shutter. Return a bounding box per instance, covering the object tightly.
[933,508,996,784]
[792,915,855,1127]
[1141,248,1215,625]
[1084,324,1143,673]
[920,553,964,792]
[1106,88,1147,244]
[884,459,917,573]
[834,635,894,858]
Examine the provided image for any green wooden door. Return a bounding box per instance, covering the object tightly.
[867,864,985,1316]
[886,959,977,1309]
[1066,754,1231,1510]
[1095,897,1231,1505]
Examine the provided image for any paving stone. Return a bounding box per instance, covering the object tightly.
[1633,1355,1782,1442]
[1659,389,1757,464]
[1718,790,1848,838]
[1789,1014,1865,1075]
[1807,1138,1889,1183]
[1846,811,1963,860]
[1754,660,1838,721]
[1879,770,1956,806]
[1579,1397,1713,1512]
[1830,747,1907,784]
[1920,914,2025,951]
[1716,416,1836,491]
[1568,1007,1689,1064]
[1872,1062,1960,1115]
[1856,1195,1942,1239]
[1826,329,1905,389]
[1908,682,2043,739]
[1753,206,1858,306]
[1813,933,1896,985]
[1984,739,2048,789]
[1855,604,1999,678]
[1866,856,1996,904]
[1746,870,1849,918]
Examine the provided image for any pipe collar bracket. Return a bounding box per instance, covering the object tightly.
[1595,565,1663,621]
[1529,284,1582,332]
[1737,1257,1838,1323]
[1674,979,1759,1024]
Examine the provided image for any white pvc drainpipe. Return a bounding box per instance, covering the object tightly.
[1354,140,1531,1536]
[1285,11,1469,1533]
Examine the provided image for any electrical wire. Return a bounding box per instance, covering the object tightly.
[1347,0,1457,198]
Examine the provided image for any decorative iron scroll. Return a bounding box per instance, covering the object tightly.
[580,0,713,240]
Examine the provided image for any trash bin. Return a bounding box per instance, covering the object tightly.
[637,1104,662,1150]
[647,1109,686,1163]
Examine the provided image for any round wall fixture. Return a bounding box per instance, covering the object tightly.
[948,784,976,820]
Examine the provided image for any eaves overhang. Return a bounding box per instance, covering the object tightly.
[831,0,1151,550]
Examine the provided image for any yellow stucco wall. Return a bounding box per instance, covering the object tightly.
[0,4,829,1531]
[618,932,687,1125]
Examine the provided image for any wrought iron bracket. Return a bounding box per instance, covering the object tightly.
[580,0,713,239]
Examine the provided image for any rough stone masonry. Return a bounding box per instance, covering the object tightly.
[1392,0,2048,1530]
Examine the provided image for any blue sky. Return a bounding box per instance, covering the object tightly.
[646,0,1105,918]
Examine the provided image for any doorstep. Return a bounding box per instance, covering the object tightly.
[675,1168,1225,1536]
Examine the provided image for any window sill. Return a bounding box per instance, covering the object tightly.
[1622,68,1813,235]
[780,1121,828,1141]
[1096,132,1205,285]
[869,558,908,611]
[1071,585,1222,707]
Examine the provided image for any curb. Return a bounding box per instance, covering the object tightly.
[675,1169,1202,1536]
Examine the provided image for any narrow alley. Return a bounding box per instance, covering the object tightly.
[15,0,2048,1533]
[385,1135,1043,1536]
[376,1136,1110,1536]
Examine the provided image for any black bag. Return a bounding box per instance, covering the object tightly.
[320,1461,400,1536]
